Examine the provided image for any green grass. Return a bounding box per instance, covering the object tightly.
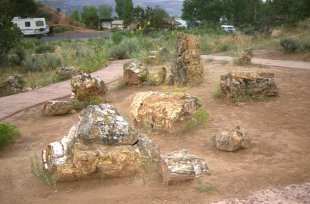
[0,123,20,150]
[30,154,56,188]
[187,108,209,130]
[194,183,216,193]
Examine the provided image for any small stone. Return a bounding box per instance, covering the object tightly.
[123,59,149,85]
[211,126,251,152]
[42,100,73,116]
[158,150,210,184]
[0,75,24,97]
[71,73,108,101]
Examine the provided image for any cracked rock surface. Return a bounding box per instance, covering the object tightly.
[42,104,159,181]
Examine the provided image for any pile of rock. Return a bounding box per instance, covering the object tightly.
[211,126,251,152]
[130,91,202,133]
[42,104,159,181]
[0,75,24,97]
[158,150,210,184]
[220,71,278,99]
[236,49,253,65]
[42,73,108,116]
[172,33,204,86]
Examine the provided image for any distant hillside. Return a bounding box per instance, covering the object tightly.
[41,0,184,17]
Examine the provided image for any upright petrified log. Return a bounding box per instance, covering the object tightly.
[171,33,203,86]
[42,104,159,181]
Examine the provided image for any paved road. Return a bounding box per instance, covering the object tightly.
[0,59,130,120]
[42,31,111,41]
[1,56,310,120]
[202,55,310,70]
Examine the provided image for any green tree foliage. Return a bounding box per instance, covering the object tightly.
[132,6,169,31]
[0,20,22,54]
[98,5,112,19]
[81,6,99,28]
[70,9,80,22]
[115,0,133,25]
[182,0,310,29]
[0,0,36,54]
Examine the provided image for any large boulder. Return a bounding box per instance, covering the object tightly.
[0,75,24,97]
[42,104,159,181]
[220,71,278,99]
[56,66,83,80]
[172,33,203,86]
[159,150,210,184]
[130,91,202,133]
[123,59,149,85]
[42,100,73,116]
[71,74,108,101]
[211,126,251,152]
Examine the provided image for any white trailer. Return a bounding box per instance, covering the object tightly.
[12,17,47,36]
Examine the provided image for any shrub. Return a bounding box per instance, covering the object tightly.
[280,38,299,52]
[44,53,62,69]
[0,123,20,150]
[109,44,129,60]
[187,108,209,130]
[30,154,56,188]
[111,32,124,44]
[21,54,45,71]
[35,43,54,54]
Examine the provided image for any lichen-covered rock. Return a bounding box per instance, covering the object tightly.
[130,91,202,133]
[56,66,83,80]
[0,75,24,97]
[71,73,108,101]
[172,33,203,86]
[42,104,159,181]
[123,59,149,85]
[211,126,251,151]
[42,100,73,116]
[147,67,167,85]
[220,71,278,99]
[159,150,210,184]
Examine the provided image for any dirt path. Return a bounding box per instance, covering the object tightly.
[202,55,310,70]
[0,59,130,121]
[1,60,309,203]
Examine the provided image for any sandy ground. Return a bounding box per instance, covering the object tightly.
[0,60,310,204]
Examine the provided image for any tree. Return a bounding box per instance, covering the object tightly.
[115,0,133,25]
[0,20,22,54]
[70,9,80,22]
[0,0,36,54]
[81,6,99,28]
[97,5,112,19]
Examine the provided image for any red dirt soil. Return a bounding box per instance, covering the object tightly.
[0,60,309,203]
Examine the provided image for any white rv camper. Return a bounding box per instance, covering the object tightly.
[12,17,47,36]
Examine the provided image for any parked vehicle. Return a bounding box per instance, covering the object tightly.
[221,25,236,32]
[12,17,47,37]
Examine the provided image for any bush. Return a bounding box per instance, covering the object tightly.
[44,53,62,69]
[8,46,26,66]
[109,44,129,59]
[187,108,209,130]
[35,43,54,54]
[0,123,20,150]
[280,38,299,52]
[0,21,22,54]
[21,54,45,71]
